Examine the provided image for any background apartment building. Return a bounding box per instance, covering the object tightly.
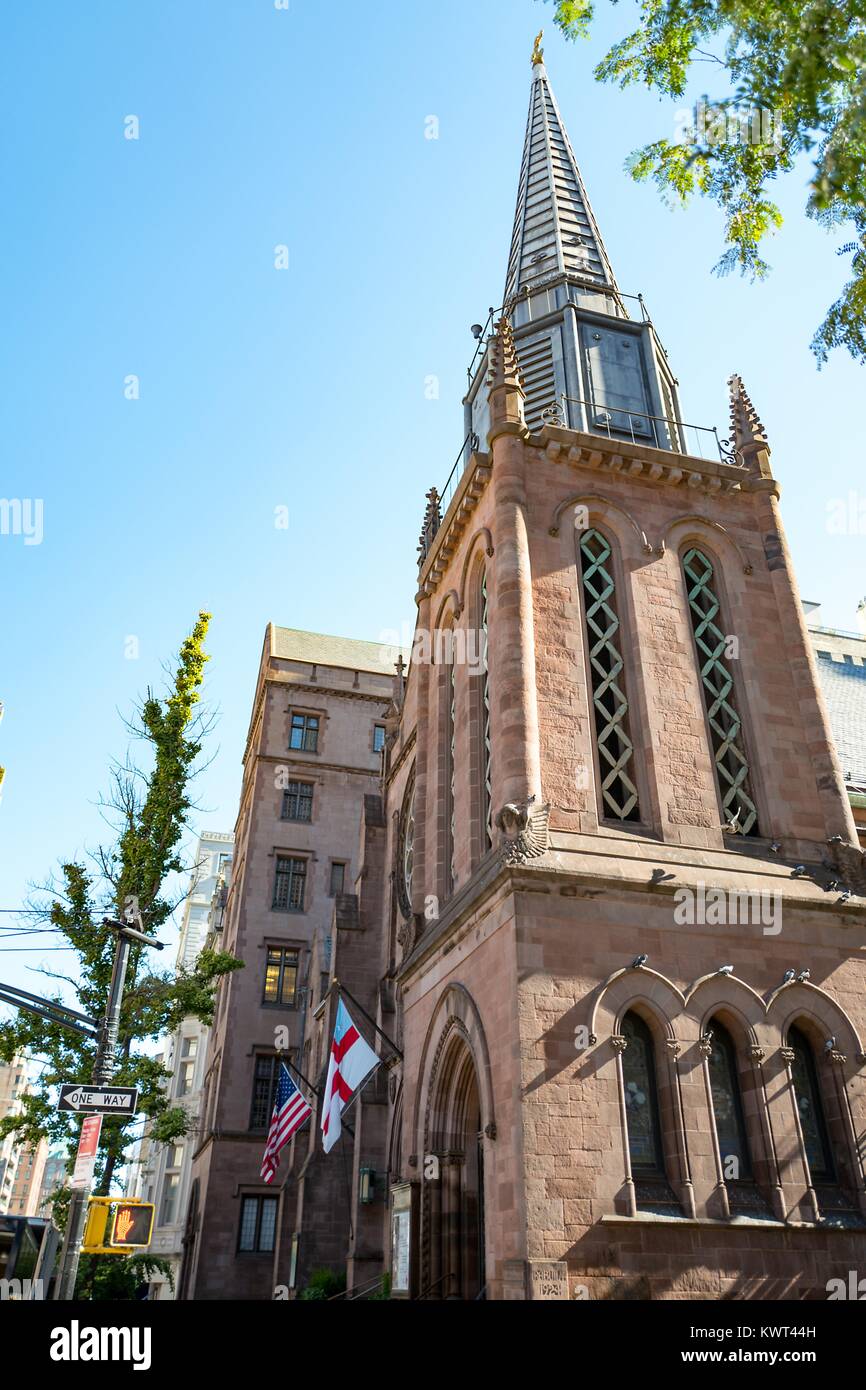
[806,600,866,844]
[127,829,233,1298]
[0,1055,36,1214]
[180,626,399,1300]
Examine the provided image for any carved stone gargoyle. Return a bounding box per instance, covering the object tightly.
[495,794,551,865]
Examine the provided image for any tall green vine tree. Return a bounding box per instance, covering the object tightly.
[544,0,866,364]
[0,612,243,1218]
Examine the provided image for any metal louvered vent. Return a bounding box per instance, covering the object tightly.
[516,335,556,432]
[579,529,641,822]
[682,548,759,836]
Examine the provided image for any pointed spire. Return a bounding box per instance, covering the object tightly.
[504,54,618,306]
[727,374,771,468]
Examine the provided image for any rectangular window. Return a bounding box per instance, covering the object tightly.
[289,713,319,752]
[273,856,307,911]
[373,724,386,753]
[177,1061,196,1097]
[168,1144,184,1170]
[160,1173,180,1226]
[237,1195,279,1253]
[249,1054,279,1130]
[181,1037,198,1059]
[281,780,313,822]
[263,946,299,1006]
[329,862,346,896]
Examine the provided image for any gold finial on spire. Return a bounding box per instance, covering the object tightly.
[531,30,544,65]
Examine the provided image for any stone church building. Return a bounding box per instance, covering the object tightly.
[182,48,866,1301]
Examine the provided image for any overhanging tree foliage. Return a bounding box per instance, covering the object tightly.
[0,612,243,1215]
[545,0,866,364]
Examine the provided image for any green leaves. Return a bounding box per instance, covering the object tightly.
[545,0,866,363]
[5,613,242,1210]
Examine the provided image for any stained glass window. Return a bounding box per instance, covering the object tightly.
[682,548,759,835]
[578,529,641,821]
[621,1012,663,1172]
[789,1026,834,1180]
[707,1021,751,1178]
[396,771,416,919]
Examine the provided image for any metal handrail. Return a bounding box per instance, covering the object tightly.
[556,394,741,467]
[327,1272,386,1301]
[439,429,480,519]
[416,1269,455,1300]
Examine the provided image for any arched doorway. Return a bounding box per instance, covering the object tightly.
[425,1035,486,1299]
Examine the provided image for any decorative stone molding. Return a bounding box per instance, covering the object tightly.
[533,424,745,496]
[749,1045,766,1064]
[665,1039,682,1059]
[495,796,551,865]
[610,1035,628,1054]
[828,1050,848,1066]
[780,1047,796,1064]
[548,492,652,553]
[657,515,754,575]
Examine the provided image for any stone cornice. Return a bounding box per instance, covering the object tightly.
[277,680,391,706]
[400,843,866,984]
[268,673,392,703]
[415,420,782,602]
[534,423,754,495]
[255,752,382,780]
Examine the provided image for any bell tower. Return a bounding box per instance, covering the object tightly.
[386,40,866,1302]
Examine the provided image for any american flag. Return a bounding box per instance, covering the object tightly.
[260,1063,312,1183]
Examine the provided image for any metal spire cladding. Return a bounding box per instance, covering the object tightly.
[503,44,618,308]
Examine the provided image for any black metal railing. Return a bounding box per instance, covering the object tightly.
[556,395,741,466]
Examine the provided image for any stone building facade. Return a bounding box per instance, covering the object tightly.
[182,628,397,1299]
[185,48,866,1302]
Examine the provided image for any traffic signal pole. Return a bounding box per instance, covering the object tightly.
[53,913,163,1301]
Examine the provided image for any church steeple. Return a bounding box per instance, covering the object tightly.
[504,38,619,307]
[464,45,686,453]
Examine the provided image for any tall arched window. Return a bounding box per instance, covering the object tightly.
[578,529,641,822]
[396,770,416,921]
[682,548,759,835]
[478,568,493,850]
[621,1012,663,1172]
[707,1020,751,1180]
[788,1025,834,1181]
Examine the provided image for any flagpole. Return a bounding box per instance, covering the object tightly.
[331,979,403,1059]
[279,1052,322,1100]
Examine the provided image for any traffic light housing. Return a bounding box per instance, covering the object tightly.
[110,1201,154,1247]
[82,1198,155,1255]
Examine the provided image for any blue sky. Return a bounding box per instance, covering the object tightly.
[1,0,863,998]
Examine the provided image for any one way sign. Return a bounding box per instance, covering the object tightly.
[58,1084,139,1116]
